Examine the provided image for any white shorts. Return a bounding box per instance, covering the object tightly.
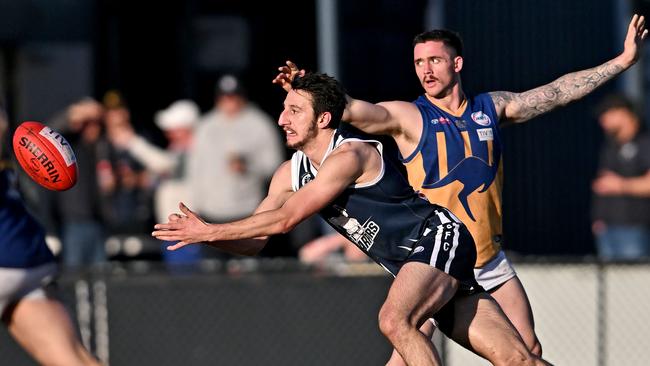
[474,250,517,291]
[0,262,57,315]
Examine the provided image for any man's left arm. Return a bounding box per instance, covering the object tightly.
[152,149,364,248]
[491,14,647,125]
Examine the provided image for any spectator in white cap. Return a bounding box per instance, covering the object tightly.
[109,99,199,180]
[108,99,202,268]
[156,100,199,130]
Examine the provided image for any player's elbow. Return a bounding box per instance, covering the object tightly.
[276,219,297,235]
[275,211,302,235]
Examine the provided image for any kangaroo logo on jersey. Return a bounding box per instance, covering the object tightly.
[424,156,496,221]
[471,111,491,126]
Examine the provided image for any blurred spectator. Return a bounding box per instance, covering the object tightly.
[187,74,283,258]
[103,104,155,235]
[592,94,650,260]
[109,100,201,266]
[44,98,112,269]
[298,222,369,264]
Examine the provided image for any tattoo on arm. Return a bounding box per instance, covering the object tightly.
[491,60,624,123]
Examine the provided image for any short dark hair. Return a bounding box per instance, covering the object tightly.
[595,94,640,117]
[215,74,247,97]
[291,73,347,129]
[412,29,463,57]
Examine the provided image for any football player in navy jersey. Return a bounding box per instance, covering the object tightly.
[153,73,550,365]
[0,108,100,365]
[273,14,647,364]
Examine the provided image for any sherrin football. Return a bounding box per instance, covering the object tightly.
[12,121,77,191]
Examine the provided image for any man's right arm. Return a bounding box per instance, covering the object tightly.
[272,61,420,140]
[343,97,418,138]
[106,117,178,174]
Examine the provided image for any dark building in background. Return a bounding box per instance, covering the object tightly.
[93,0,318,142]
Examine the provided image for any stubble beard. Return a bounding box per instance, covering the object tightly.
[286,120,318,150]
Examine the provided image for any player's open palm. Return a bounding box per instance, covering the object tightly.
[152,202,210,250]
[622,14,648,66]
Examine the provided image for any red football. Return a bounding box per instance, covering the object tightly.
[12,121,77,191]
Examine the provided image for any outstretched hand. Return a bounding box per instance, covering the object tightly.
[271,60,305,92]
[151,202,211,250]
[620,14,648,67]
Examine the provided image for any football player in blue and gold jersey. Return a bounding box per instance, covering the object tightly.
[273,13,647,363]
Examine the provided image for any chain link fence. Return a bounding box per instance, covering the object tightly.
[444,260,650,366]
[0,258,648,365]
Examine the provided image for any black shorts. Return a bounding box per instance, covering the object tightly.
[388,207,481,294]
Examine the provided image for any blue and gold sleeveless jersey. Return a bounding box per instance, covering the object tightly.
[0,163,54,268]
[403,93,502,267]
[291,127,450,274]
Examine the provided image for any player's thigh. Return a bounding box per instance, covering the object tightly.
[474,251,536,340]
[490,276,539,350]
[383,262,459,324]
[447,292,530,362]
[7,297,85,366]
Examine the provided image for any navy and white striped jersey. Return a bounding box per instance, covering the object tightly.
[290,127,477,280]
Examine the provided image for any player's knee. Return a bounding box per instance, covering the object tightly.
[520,331,542,357]
[378,305,409,342]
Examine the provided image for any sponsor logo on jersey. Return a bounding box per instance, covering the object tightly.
[328,207,380,251]
[431,116,451,125]
[471,111,491,126]
[476,128,493,141]
[454,119,467,129]
[355,220,380,251]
